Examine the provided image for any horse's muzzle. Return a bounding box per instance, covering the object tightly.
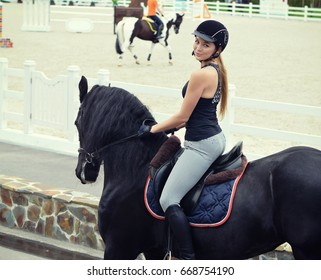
[75,154,100,184]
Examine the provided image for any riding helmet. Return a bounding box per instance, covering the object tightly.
[193,20,229,54]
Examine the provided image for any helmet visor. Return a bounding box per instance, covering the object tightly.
[192,30,216,43]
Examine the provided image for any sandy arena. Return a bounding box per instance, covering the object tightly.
[1,3,321,156]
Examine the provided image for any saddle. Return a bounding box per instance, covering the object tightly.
[142,16,157,33]
[149,135,245,215]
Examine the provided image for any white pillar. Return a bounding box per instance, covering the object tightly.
[97,69,110,86]
[22,0,51,32]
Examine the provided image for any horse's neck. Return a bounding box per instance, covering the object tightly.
[102,135,167,183]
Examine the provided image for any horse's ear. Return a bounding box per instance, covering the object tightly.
[79,76,88,103]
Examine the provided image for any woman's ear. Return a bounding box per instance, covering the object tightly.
[212,47,223,58]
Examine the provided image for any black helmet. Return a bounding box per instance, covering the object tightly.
[193,20,229,54]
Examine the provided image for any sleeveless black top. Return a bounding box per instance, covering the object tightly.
[182,64,222,141]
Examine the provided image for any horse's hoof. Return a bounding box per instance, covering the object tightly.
[136,61,140,65]
[117,63,123,67]
[169,61,173,66]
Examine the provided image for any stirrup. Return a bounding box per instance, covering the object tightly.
[163,250,172,260]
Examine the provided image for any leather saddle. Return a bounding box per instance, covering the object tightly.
[149,135,244,215]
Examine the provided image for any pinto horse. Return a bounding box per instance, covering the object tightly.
[115,13,184,66]
[75,77,321,260]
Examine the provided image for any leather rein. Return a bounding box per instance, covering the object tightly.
[77,119,155,164]
[78,133,139,164]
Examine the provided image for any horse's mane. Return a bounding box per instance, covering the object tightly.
[81,85,166,178]
[83,85,153,150]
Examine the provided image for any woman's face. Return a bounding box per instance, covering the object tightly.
[193,36,216,61]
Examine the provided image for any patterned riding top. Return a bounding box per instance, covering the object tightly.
[182,63,222,141]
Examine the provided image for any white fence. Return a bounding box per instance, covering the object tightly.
[21,0,321,32]
[1,57,321,159]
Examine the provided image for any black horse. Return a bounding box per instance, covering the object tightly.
[75,77,321,260]
[115,13,184,65]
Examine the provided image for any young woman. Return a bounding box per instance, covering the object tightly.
[138,20,229,259]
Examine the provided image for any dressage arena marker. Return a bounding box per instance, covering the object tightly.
[0,3,13,48]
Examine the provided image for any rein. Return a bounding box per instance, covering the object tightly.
[78,133,139,163]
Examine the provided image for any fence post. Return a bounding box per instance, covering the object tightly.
[97,69,110,86]
[23,60,36,134]
[0,57,8,129]
[66,65,80,142]
[249,2,252,18]
[232,1,236,16]
[216,1,219,15]
[304,5,308,21]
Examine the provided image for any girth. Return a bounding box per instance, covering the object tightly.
[149,136,244,215]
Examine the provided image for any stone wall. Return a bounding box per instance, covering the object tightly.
[0,175,104,252]
[0,174,293,260]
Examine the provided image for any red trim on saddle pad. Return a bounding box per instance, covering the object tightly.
[144,176,165,221]
[144,161,249,227]
[191,161,248,228]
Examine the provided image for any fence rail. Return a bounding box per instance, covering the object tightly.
[1,57,320,159]
[21,0,321,32]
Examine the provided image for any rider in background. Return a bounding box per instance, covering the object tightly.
[138,20,229,259]
[147,0,164,40]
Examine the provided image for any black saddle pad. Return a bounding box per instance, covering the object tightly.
[144,162,248,227]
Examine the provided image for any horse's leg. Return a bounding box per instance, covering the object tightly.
[147,43,156,65]
[166,45,173,65]
[117,39,140,66]
[143,248,166,260]
[159,40,173,65]
[128,45,140,65]
[128,33,140,65]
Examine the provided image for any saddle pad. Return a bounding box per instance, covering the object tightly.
[144,174,243,228]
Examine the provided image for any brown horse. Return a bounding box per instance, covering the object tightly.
[115,13,184,65]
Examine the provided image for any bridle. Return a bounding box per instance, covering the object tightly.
[78,132,139,164]
[77,118,155,164]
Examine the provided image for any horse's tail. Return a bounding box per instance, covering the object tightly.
[115,20,126,54]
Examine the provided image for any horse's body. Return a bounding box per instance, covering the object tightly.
[115,13,184,65]
[75,77,321,260]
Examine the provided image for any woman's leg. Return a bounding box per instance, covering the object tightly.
[160,132,226,259]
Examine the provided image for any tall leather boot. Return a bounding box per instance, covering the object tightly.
[165,204,195,260]
[155,24,164,40]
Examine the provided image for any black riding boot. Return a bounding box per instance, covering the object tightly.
[156,24,164,39]
[165,204,195,260]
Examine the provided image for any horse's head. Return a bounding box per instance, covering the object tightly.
[75,76,159,184]
[75,76,103,184]
[172,13,184,34]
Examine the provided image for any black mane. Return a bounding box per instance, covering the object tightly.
[80,85,167,177]
[82,85,152,149]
